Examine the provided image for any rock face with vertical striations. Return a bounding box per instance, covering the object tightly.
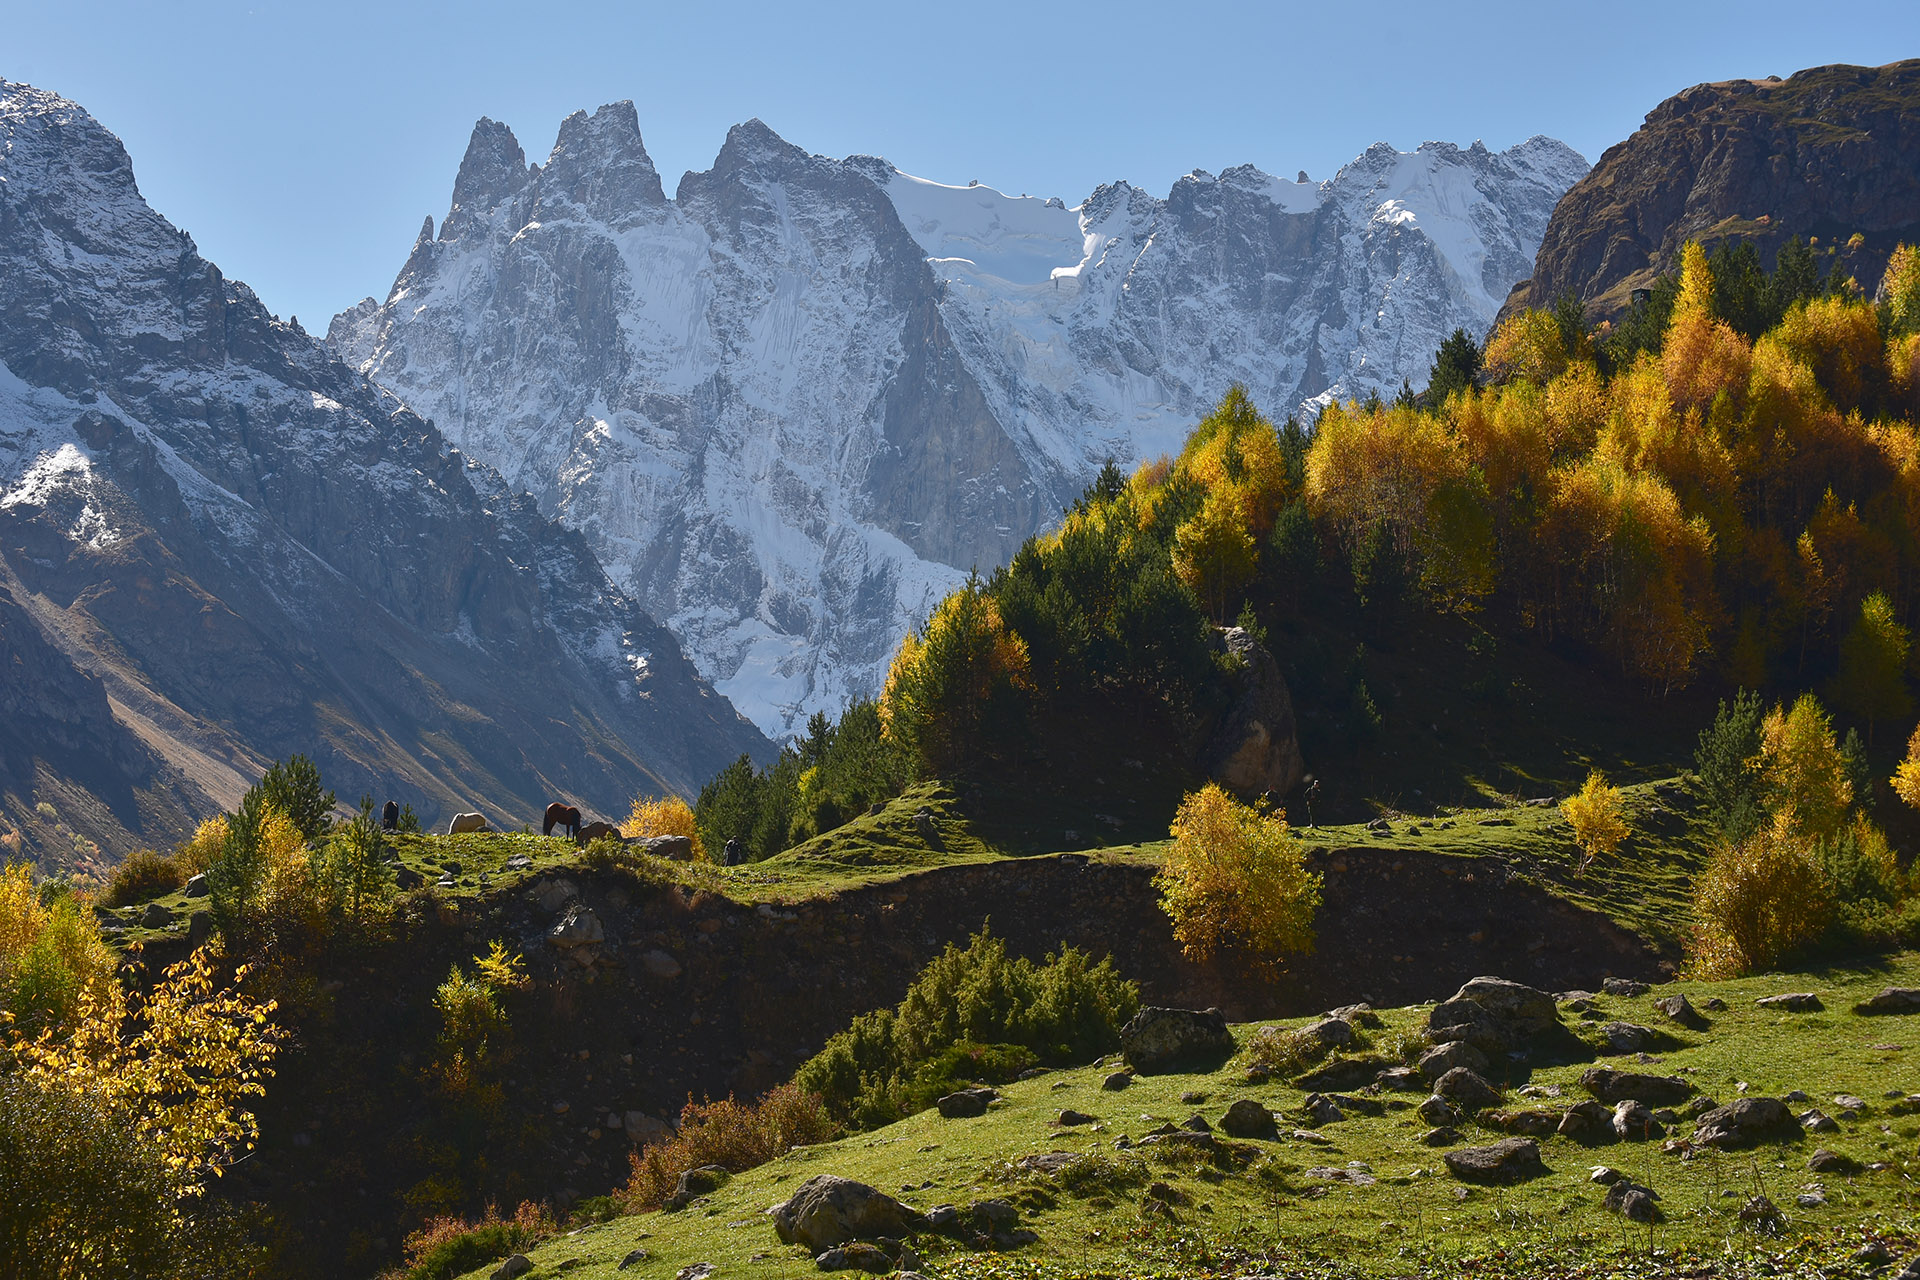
[1502,59,1920,323]
[0,81,769,863]
[332,109,1585,738]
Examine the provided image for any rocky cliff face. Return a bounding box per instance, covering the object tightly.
[332,110,1585,738]
[0,82,769,864]
[1504,60,1920,321]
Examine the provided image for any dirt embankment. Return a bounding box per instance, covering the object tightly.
[220,845,1660,1275]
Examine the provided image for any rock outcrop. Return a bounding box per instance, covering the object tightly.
[1503,60,1920,322]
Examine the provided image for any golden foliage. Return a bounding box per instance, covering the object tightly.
[13,945,281,1192]
[622,1083,836,1210]
[1688,811,1834,978]
[1663,242,1753,412]
[1171,489,1257,621]
[622,794,706,861]
[0,861,118,1037]
[1155,784,1321,969]
[1891,720,1920,812]
[1483,308,1569,386]
[879,579,1032,774]
[1757,693,1853,847]
[1773,294,1886,412]
[1561,769,1628,870]
[176,814,229,875]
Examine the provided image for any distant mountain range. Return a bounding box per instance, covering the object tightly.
[0,81,768,866]
[332,111,1587,738]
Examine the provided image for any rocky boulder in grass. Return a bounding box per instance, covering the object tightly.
[936,1088,997,1119]
[1579,1067,1693,1106]
[1855,987,1920,1015]
[1692,1098,1801,1150]
[770,1176,917,1250]
[1427,977,1561,1054]
[1418,1041,1489,1082]
[1121,1007,1235,1074]
[1653,993,1709,1029]
[1433,1067,1503,1112]
[1444,1138,1548,1184]
[1220,1099,1279,1139]
[1755,992,1822,1012]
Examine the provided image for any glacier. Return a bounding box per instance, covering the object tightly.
[331,105,1586,741]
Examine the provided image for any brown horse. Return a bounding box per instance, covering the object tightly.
[543,802,582,837]
[576,820,620,844]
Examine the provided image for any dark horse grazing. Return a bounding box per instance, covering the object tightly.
[543,802,582,838]
[381,801,399,831]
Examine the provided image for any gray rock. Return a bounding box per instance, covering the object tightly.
[1602,977,1650,997]
[1610,1099,1662,1141]
[1417,1095,1461,1127]
[491,1257,532,1280]
[642,949,683,979]
[770,1175,915,1251]
[1855,987,1920,1015]
[637,834,696,861]
[1589,1165,1623,1184]
[182,872,208,898]
[1299,1094,1345,1127]
[1300,1016,1355,1049]
[664,1164,730,1211]
[936,1088,996,1119]
[1120,1007,1235,1074]
[1652,993,1708,1029]
[1443,1138,1548,1184]
[186,911,211,945]
[1433,1067,1503,1112]
[1755,992,1823,1012]
[1200,626,1305,796]
[533,878,578,914]
[1579,1067,1693,1106]
[1801,1108,1839,1133]
[1692,1097,1801,1149]
[1418,1040,1489,1082]
[1427,977,1560,1053]
[1558,1100,1614,1142]
[1419,1126,1462,1146]
[1100,1071,1132,1091]
[815,1242,894,1273]
[140,902,173,928]
[1834,1093,1868,1115]
[1809,1147,1862,1174]
[1220,1099,1278,1139]
[1056,1109,1097,1126]
[545,901,605,950]
[1327,1002,1383,1028]
[1377,1066,1425,1092]
[1599,1022,1663,1054]
[1604,1181,1661,1222]
[618,1248,650,1269]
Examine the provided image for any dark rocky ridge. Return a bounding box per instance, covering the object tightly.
[0,81,770,863]
[1503,60,1920,322]
[171,843,1658,1275]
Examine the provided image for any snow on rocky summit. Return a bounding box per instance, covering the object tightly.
[331,105,1586,739]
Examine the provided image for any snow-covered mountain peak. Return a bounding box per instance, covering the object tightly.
[336,112,1586,739]
[538,101,666,222]
[444,116,527,237]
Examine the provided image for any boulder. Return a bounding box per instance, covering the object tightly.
[1293,1055,1394,1091]
[1198,626,1304,796]
[1800,1108,1839,1133]
[1220,1099,1278,1139]
[1808,1147,1863,1175]
[1300,1016,1355,1049]
[637,834,696,861]
[491,1258,532,1280]
[664,1164,729,1211]
[1604,1181,1661,1222]
[1298,1094,1345,1127]
[1443,1138,1548,1184]
[936,1088,996,1119]
[545,902,605,950]
[1692,1098,1801,1149]
[1427,977,1560,1054]
[1755,992,1823,1012]
[1100,1071,1133,1091]
[770,1175,916,1251]
[1652,993,1709,1029]
[642,949,683,979]
[1579,1067,1693,1106]
[1599,1022,1665,1054]
[1417,1095,1460,1127]
[1420,1126,1463,1146]
[140,902,173,929]
[1558,1099,1614,1142]
[1602,977,1650,997]
[1486,1108,1561,1137]
[1121,1007,1235,1074]
[1418,1040,1490,1082]
[1611,1099,1662,1141]
[815,1242,896,1273]
[1328,1002,1384,1028]
[182,872,208,898]
[1855,987,1920,1015]
[533,878,578,914]
[1056,1109,1097,1126]
[1377,1066,1425,1092]
[1433,1067,1503,1112]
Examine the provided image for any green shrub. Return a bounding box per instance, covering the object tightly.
[793,926,1138,1129]
[101,848,184,907]
[1694,689,1764,842]
[398,1202,554,1280]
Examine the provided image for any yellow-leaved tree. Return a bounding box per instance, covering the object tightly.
[623,795,705,860]
[880,572,1032,777]
[1561,769,1628,871]
[1155,784,1321,972]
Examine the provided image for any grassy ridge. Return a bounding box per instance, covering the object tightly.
[457,954,1920,1280]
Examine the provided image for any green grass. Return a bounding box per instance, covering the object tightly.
[451,953,1920,1280]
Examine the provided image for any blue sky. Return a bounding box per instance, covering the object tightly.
[8,1,1918,328]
